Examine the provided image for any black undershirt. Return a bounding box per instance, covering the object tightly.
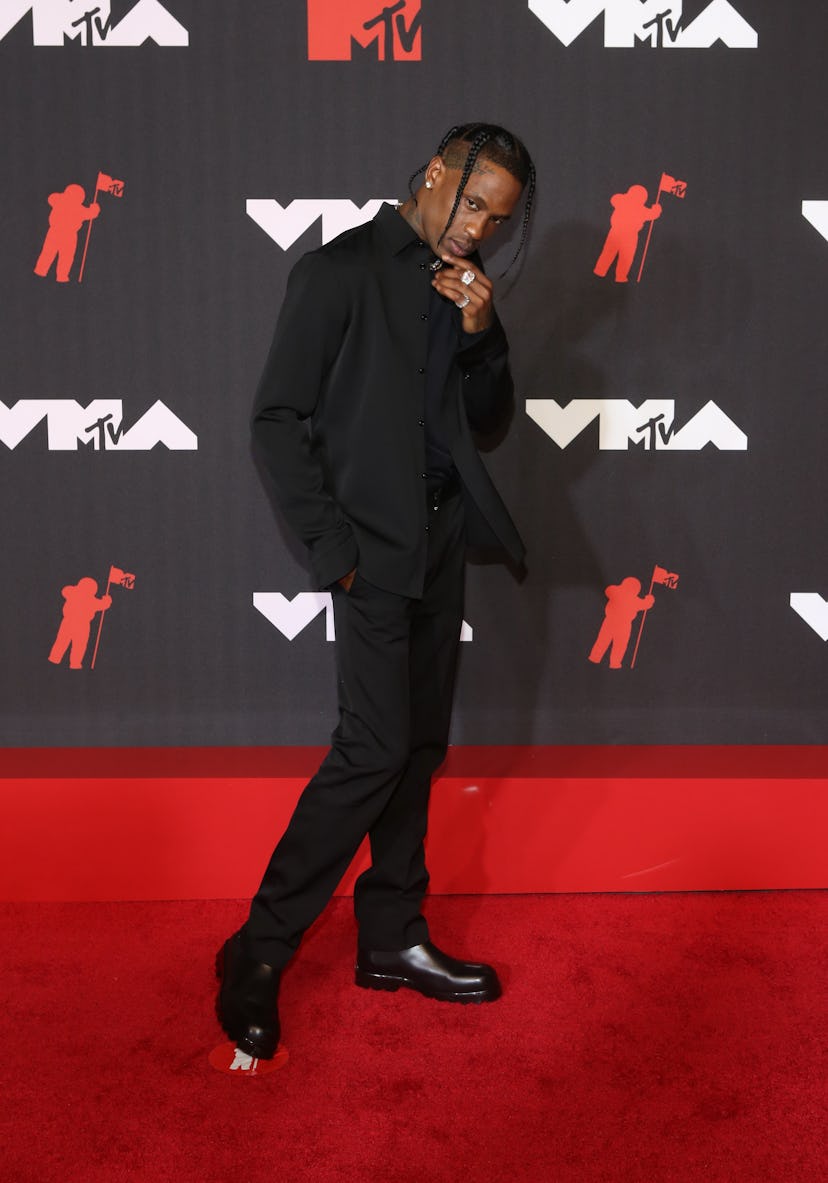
[424,281,458,485]
[424,270,487,486]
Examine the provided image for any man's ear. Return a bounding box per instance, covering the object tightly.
[426,155,449,190]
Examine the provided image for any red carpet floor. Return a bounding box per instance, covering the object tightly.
[1,892,825,1183]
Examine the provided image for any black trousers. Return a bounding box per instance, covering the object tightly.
[243,491,465,969]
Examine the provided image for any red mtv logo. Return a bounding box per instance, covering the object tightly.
[308,0,422,61]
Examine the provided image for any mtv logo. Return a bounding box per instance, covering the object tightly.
[0,0,189,47]
[528,0,757,49]
[0,399,197,451]
[525,399,748,451]
[246,199,396,249]
[307,0,422,61]
[254,592,473,642]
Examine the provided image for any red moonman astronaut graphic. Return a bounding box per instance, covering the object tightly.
[48,578,111,669]
[589,577,655,669]
[594,185,662,283]
[34,185,100,283]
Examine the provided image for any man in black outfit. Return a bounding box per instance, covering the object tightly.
[217,123,535,1059]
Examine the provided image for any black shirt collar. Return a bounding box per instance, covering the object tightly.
[375,201,430,257]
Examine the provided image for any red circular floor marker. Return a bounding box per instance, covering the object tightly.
[208,1040,289,1076]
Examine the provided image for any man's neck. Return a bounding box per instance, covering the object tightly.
[397,196,426,242]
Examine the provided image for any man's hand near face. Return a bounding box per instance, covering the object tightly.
[431,260,495,333]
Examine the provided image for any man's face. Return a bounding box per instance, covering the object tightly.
[420,154,524,260]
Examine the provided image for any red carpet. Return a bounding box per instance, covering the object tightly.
[1,893,825,1182]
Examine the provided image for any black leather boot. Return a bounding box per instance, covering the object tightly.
[216,931,281,1059]
[355,941,501,1003]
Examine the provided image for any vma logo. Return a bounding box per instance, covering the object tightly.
[254,593,473,642]
[528,1,757,48]
[526,400,747,451]
[308,0,422,61]
[247,199,395,250]
[0,400,197,451]
[0,1,189,46]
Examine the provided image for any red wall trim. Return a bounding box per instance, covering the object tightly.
[1,746,825,900]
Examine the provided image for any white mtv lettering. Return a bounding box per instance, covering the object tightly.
[246,199,397,249]
[790,594,828,642]
[525,399,747,450]
[0,399,197,450]
[0,0,188,46]
[597,399,674,449]
[528,0,757,48]
[254,592,474,642]
[49,399,122,449]
[802,201,828,243]
[609,0,681,46]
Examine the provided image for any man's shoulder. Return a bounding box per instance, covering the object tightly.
[311,215,379,264]
[284,218,379,292]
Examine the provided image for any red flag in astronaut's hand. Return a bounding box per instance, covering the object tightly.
[659,173,687,198]
[652,565,679,589]
[109,566,136,589]
[97,172,125,197]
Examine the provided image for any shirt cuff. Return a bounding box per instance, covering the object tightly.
[457,317,508,361]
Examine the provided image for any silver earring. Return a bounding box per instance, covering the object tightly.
[425,180,433,190]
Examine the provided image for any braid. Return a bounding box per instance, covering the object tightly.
[407,162,426,198]
[501,158,536,276]
[436,125,463,155]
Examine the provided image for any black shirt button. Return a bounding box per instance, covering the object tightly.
[420,313,428,321]
[421,472,427,479]
[418,418,425,427]
[417,367,425,374]
[463,372,471,380]
[419,261,427,270]
[425,523,430,532]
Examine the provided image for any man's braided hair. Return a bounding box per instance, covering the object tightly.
[408,122,536,273]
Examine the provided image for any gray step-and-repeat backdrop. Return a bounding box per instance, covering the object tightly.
[0,0,825,746]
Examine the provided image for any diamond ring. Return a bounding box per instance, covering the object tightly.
[456,294,471,309]
[460,269,476,286]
